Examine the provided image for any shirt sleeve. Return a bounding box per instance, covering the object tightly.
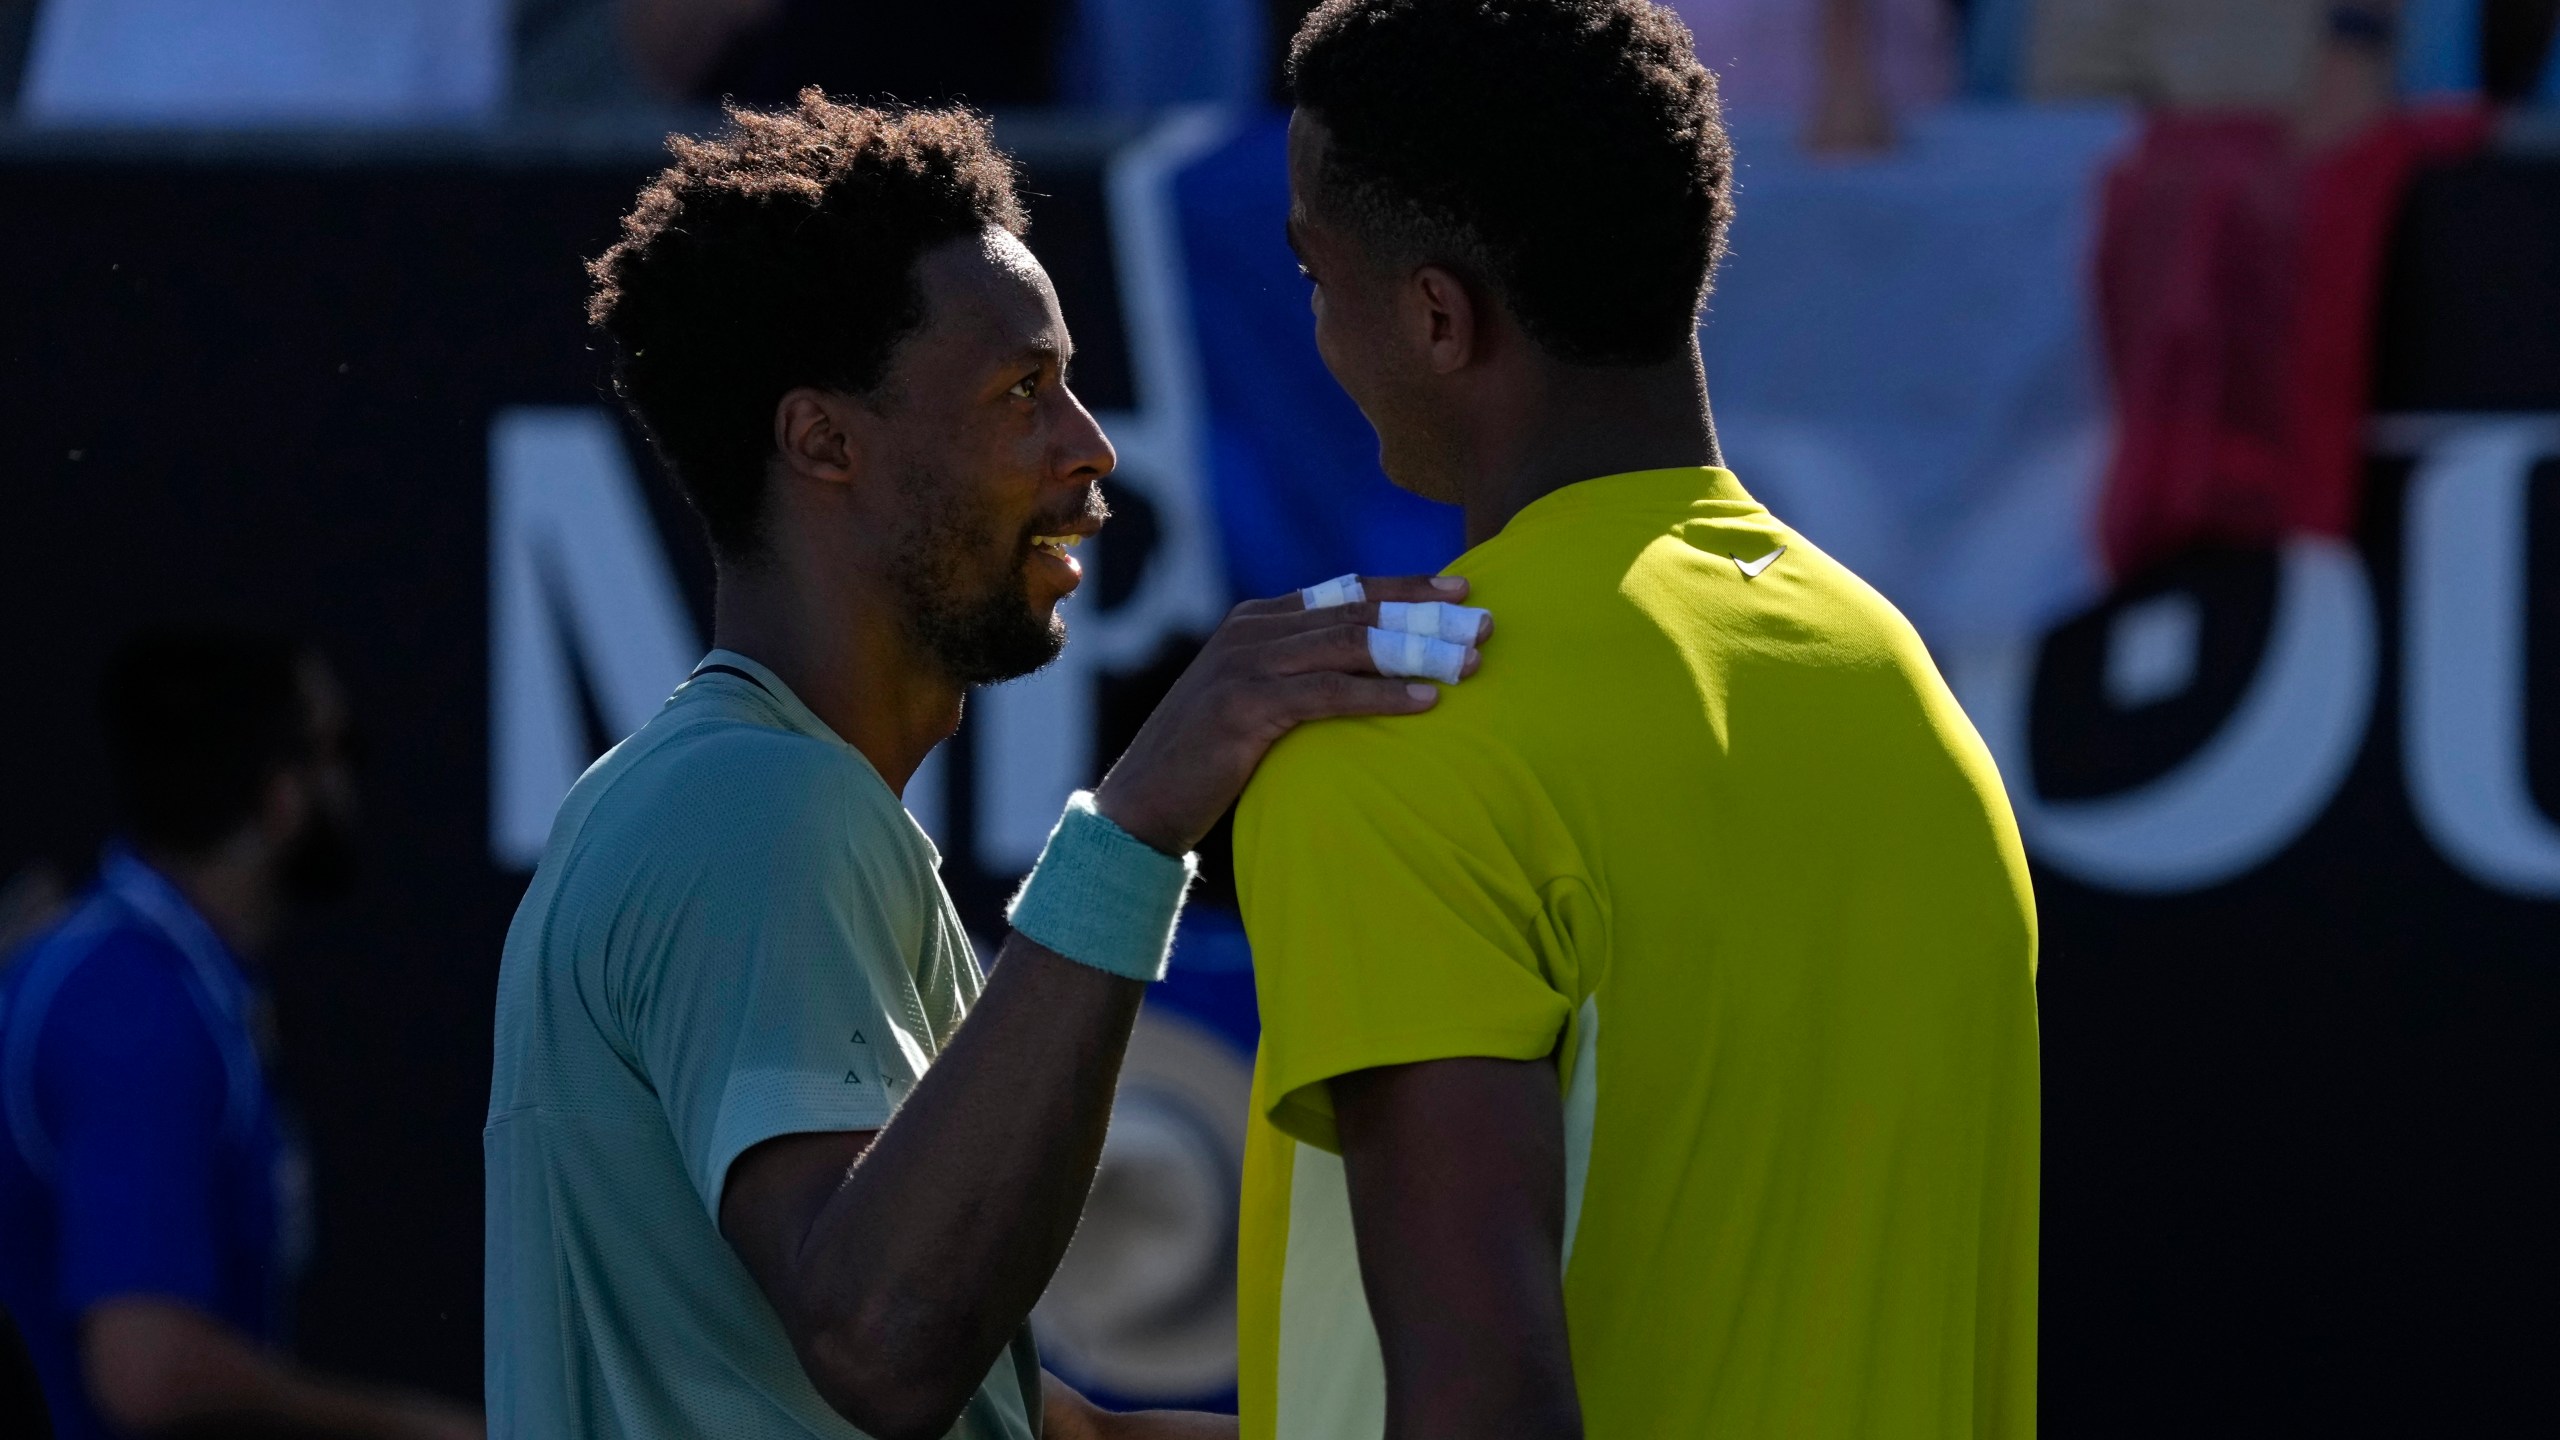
[617,748,918,1218]
[1234,716,1590,1153]
[37,935,232,1316]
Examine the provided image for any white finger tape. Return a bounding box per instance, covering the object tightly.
[1377,601,1491,645]
[1368,627,1471,685]
[1301,574,1366,609]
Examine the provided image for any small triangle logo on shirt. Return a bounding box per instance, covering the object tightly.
[1732,545,1786,579]
[850,1030,868,1045]
[844,1070,863,1085]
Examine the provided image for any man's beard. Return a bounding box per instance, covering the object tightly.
[888,460,1089,687]
[278,804,359,904]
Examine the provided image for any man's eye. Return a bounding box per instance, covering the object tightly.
[1010,374,1039,400]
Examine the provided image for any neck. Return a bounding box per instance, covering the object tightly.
[1454,348,1721,548]
[710,550,959,796]
[147,842,280,959]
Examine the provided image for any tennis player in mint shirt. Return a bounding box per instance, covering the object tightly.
[483,96,1483,1440]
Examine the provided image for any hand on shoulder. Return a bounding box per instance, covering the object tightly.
[1093,574,1487,855]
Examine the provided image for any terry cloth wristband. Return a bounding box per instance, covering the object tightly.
[1006,791,1198,983]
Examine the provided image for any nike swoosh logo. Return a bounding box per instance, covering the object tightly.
[1732,545,1786,579]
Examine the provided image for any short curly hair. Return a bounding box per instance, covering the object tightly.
[588,91,1027,557]
[1289,0,1732,366]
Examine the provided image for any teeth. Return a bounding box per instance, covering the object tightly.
[1033,534,1083,550]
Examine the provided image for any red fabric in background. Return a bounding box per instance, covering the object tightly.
[2094,108,2492,579]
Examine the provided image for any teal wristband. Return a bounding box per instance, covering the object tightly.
[1005,791,1198,983]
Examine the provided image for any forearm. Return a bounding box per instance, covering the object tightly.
[787,938,1142,1426]
[84,1298,472,1439]
[1336,1058,1583,1440]
[1100,1404,1249,1424]
[158,1382,444,1440]
[1078,1408,1240,1439]
[1042,1372,1238,1440]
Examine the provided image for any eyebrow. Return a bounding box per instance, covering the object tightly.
[1016,338,1072,379]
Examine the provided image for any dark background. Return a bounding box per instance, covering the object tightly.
[2032,157,2560,1432]
[3,134,2556,1428]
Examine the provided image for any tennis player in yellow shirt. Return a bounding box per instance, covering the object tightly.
[1233,3,2041,1437]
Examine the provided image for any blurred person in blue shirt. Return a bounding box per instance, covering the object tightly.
[0,629,478,1440]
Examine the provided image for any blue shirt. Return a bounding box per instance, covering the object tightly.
[0,850,308,1440]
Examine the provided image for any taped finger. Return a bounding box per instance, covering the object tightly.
[1367,627,1473,685]
[1300,574,1366,610]
[1377,600,1492,645]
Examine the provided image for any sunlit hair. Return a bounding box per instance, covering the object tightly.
[589,90,1027,558]
[1290,0,1733,366]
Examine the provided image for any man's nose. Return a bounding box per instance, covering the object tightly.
[1055,387,1117,484]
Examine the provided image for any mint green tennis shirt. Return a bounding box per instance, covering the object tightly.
[484,651,1038,1439]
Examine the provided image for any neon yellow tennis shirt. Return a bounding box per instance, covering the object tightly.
[1234,468,2039,1438]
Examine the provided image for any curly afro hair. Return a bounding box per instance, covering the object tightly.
[588,91,1027,558]
[1289,0,1732,367]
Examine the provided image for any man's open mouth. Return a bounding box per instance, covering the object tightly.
[1029,533,1087,559]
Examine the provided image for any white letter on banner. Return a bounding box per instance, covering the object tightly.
[1954,535,2377,894]
[488,407,700,869]
[2403,419,2560,897]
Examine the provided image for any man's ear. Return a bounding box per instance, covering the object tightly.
[1408,264,1479,375]
[773,387,866,487]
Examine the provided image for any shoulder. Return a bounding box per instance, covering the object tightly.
[1470,485,1933,696]
[1238,688,1543,891]
[1242,528,1622,819]
[534,713,935,986]
[11,916,221,1080]
[577,710,906,864]
[1239,547,1594,838]
[1246,695,1506,810]
[618,704,866,798]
